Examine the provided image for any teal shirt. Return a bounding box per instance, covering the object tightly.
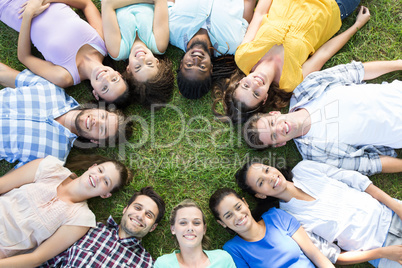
[113,3,162,61]
[154,249,236,268]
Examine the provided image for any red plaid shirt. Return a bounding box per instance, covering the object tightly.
[38,216,154,267]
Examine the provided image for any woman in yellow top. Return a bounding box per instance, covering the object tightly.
[213,0,370,123]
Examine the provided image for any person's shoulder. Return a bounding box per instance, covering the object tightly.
[154,251,178,267]
[205,249,235,266]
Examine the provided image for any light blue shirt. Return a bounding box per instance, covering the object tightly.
[114,3,162,61]
[154,249,235,267]
[168,0,248,57]
[0,70,79,168]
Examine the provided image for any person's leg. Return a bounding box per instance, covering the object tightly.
[0,62,20,88]
[335,0,360,20]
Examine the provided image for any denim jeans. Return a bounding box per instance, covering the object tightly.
[335,0,361,19]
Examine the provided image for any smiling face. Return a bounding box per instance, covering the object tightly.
[80,161,121,199]
[171,207,206,249]
[90,66,127,102]
[256,112,294,147]
[75,109,119,143]
[233,73,270,109]
[246,163,287,199]
[119,195,159,239]
[127,44,160,83]
[216,194,252,234]
[180,40,212,81]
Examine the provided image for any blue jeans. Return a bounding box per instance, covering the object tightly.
[335,0,360,20]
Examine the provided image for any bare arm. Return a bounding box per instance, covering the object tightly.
[363,60,402,80]
[292,226,335,267]
[0,158,42,194]
[336,246,402,265]
[18,0,74,88]
[241,0,273,45]
[0,225,89,267]
[302,6,370,77]
[365,184,402,220]
[379,155,402,173]
[243,0,256,24]
[152,0,169,53]
[0,62,20,88]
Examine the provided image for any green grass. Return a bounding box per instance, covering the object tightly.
[0,0,401,267]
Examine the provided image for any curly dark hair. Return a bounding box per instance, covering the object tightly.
[123,57,174,109]
[212,68,292,124]
[176,68,212,99]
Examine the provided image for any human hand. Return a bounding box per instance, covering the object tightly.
[354,6,370,29]
[18,0,50,19]
[381,245,402,264]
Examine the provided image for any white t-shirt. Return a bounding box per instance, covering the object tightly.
[301,80,402,148]
[280,161,392,252]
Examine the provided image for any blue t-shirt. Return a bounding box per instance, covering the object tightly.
[223,208,315,268]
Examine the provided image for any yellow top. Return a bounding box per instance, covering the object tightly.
[235,0,341,92]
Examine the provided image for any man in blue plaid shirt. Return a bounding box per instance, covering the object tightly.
[0,63,128,168]
[39,186,165,267]
[244,60,402,175]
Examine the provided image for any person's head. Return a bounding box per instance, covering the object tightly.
[90,65,129,106]
[216,69,292,123]
[236,161,293,200]
[74,107,133,146]
[177,39,213,99]
[243,111,295,149]
[123,58,174,109]
[119,186,166,239]
[209,188,252,235]
[169,199,210,250]
[67,154,133,199]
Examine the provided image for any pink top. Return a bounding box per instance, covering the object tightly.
[0,156,96,258]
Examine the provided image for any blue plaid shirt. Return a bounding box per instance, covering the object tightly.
[39,216,154,268]
[290,61,397,175]
[0,70,79,168]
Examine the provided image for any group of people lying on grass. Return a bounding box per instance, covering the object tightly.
[0,0,401,266]
[1,159,401,267]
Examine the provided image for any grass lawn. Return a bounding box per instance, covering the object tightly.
[0,0,401,267]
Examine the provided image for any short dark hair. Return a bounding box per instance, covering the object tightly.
[123,58,174,109]
[126,186,166,224]
[242,113,268,149]
[176,68,212,99]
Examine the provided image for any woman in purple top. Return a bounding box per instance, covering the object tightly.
[0,0,130,107]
